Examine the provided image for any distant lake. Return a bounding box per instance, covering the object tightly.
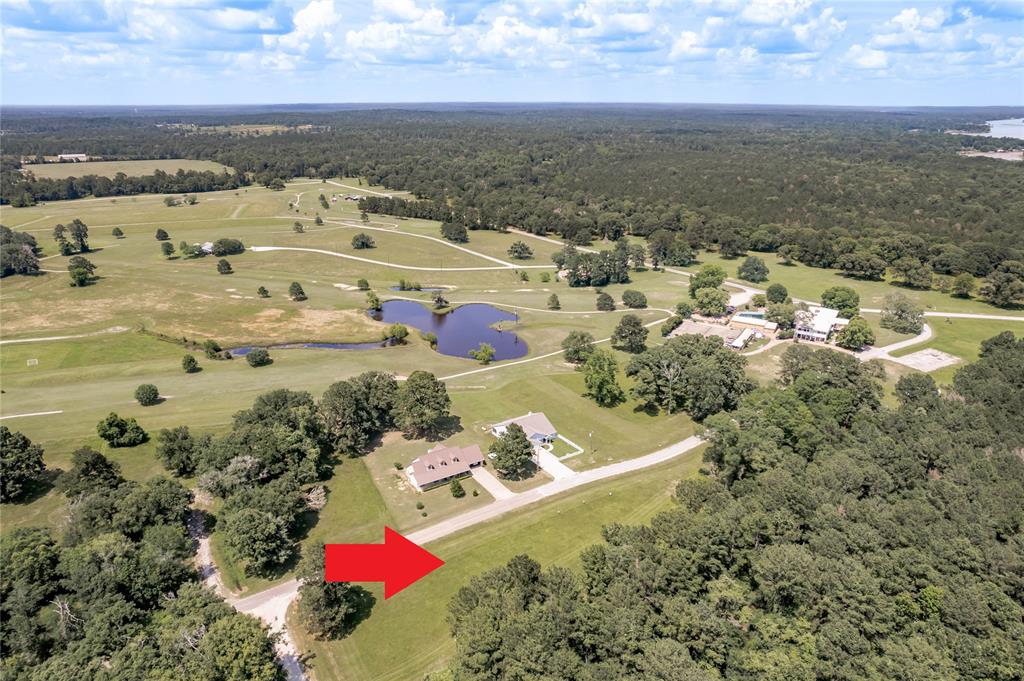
[978,118,1024,140]
[370,300,528,360]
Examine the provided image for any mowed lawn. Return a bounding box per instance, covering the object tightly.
[21,158,234,179]
[291,447,706,681]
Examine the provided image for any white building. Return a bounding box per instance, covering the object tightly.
[492,412,557,444]
[795,306,850,342]
[57,153,88,162]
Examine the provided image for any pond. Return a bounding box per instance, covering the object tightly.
[228,301,529,361]
[370,300,528,360]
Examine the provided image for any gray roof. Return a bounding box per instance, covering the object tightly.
[494,412,557,439]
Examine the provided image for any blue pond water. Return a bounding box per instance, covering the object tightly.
[229,300,528,361]
[370,300,528,360]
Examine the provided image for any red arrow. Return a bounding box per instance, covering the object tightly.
[324,527,444,599]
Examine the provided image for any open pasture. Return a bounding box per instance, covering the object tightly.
[22,158,234,179]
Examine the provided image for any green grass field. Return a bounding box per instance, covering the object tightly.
[21,158,233,179]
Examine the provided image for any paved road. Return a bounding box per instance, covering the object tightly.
[858,323,934,361]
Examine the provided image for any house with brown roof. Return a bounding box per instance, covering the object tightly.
[406,443,484,491]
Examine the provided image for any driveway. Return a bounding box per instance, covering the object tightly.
[535,447,576,480]
[471,467,516,500]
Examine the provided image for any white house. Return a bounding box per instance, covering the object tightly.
[795,306,849,342]
[491,412,557,445]
[57,153,88,162]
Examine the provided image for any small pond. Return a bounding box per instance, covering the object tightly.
[370,300,528,360]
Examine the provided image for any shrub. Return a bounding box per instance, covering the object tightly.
[450,479,466,498]
[216,259,233,275]
[351,233,375,249]
[211,238,245,256]
[394,462,404,470]
[246,348,272,367]
[97,412,148,448]
[383,323,409,344]
[111,227,124,238]
[441,222,468,242]
[416,501,424,510]
[675,301,694,318]
[547,294,561,310]
[661,315,684,337]
[134,383,160,406]
[357,278,370,290]
[507,241,534,260]
[472,489,479,497]
[622,290,647,308]
[182,354,200,373]
[155,228,169,241]
[469,342,496,364]
[257,286,270,298]
[289,282,307,301]
[202,339,223,359]
[596,292,615,311]
[540,272,551,283]
[750,293,767,308]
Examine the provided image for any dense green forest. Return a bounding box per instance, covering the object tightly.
[2,106,1022,280]
[446,333,1024,681]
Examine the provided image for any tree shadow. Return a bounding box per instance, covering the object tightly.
[6,468,61,505]
[339,587,377,637]
[414,414,463,443]
[633,402,661,417]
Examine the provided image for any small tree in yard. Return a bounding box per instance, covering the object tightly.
[366,290,382,310]
[611,314,649,353]
[507,241,534,260]
[737,256,769,283]
[583,349,625,407]
[489,423,534,479]
[257,286,270,298]
[881,293,924,334]
[0,427,45,502]
[835,317,876,350]
[246,348,272,367]
[351,233,375,249]
[596,292,615,311]
[357,278,370,290]
[155,228,169,241]
[561,330,595,364]
[135,383,160,406]
[450,479,466,498]
[547,293,561,310]
[217,259,233,275]
[182,354,200,373]
[383,323,409,344]
[289,282,307,300]
[68,267,91,287]
[469,342,496,364]
[97,412,148,447]
[766,283,789,304]
[111,227,124,238]
[160,242,174,258]
[621,290,647,309]
[293,221,305,233]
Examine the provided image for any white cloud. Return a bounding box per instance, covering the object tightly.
[739,0,813,26]
[845,43,888,70]
[274,0,343,54]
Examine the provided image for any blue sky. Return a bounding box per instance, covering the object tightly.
[1,0,1021,106]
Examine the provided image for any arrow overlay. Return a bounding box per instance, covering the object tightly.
[324,526,444,599]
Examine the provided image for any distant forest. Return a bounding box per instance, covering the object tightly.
[2,106,1022,276]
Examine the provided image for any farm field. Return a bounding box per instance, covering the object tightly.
[22,158,234,179]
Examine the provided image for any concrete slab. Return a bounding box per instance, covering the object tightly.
[889,348,961,372]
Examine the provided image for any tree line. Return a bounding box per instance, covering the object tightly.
[445,333,1024,680]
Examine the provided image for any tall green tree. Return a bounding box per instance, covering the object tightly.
[394,371,451,437]
[0,427,45,502]
[583,349,625,407]
[489,423,535,479]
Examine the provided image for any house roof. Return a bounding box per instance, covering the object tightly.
[494,412,557,439]
[408,444,483,487]
[797,307,849,334]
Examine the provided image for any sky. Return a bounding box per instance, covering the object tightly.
[1,0,1022,106]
